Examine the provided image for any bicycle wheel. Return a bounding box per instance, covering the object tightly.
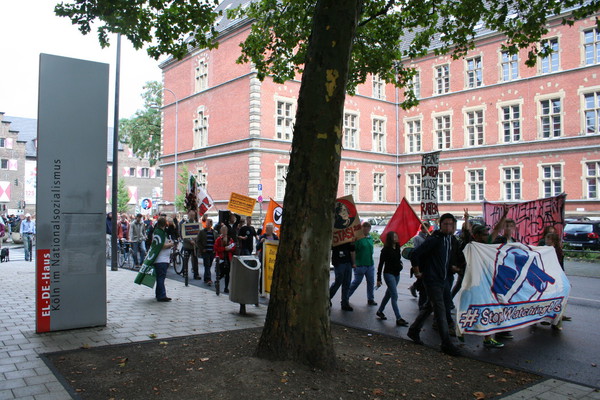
[172,252,184,275]
[124,251,134,269]
[117,247,125,268]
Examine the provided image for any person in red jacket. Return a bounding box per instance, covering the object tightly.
[214,225,235,294]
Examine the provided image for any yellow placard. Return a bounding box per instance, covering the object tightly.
[228,192,257,216]
[262,240,279,294]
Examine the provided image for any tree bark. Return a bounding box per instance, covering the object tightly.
[255,0,362,370]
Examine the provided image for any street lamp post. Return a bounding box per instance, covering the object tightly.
[161,88,178,213]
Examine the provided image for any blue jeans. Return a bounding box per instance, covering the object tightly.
[410,283,452,346]
[330,262,352,306]
[154,262,169,299]
[202,252,214,282]
[378,273,402,319]
[23,234,34,261]
[349,265,375,301]
[131,241,147,265]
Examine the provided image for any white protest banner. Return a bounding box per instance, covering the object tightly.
[455,242,570,336]
[420,151,440,219]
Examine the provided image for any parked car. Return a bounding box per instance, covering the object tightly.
[563,222,600,250]
[371,217,390,235]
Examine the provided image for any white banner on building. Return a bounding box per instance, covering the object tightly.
[420,151,440,220]
[456,242,570,336]
[24,160,37,205]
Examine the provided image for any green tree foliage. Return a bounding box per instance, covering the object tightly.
[175,164,190,212]
[119,81,162,166]
[116,178,130,214]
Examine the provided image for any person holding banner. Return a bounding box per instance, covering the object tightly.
[407,213,464,357]
[181,210,201,280]
[376,231,409,326]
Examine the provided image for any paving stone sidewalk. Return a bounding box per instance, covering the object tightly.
[1,256,598,399]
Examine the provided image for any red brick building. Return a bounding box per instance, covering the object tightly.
[159,1,600,219]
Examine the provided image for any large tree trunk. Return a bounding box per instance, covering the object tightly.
[255,0,362,370]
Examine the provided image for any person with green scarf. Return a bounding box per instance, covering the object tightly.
[135,217,174,301]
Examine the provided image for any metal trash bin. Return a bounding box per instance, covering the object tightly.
[229,255,261,314]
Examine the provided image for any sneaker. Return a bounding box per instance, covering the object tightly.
[496,331,514,340]
[396,318,409,327]
[223,288,229,294]
[409,285,417,298]
[341,304,354,311]
[376,311,387,320]
[205,280,213,286]
[441,344,462,357]
[157,297,172,302]
[483,338,505,348]
[562,316,572,321]
[367,300,378,306]
[407,329,424,345]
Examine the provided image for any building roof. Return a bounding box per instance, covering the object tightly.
[3,115,123,162]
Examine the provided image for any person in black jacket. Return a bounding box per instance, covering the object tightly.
[330,241,356,311]
[407,213,465,357]
[376,231,409,326]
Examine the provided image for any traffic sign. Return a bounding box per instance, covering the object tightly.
[257,195,263,202]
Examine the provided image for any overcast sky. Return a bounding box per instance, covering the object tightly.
[0,0,163,122]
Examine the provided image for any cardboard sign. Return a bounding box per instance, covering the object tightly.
[228,192,257,216]
[262,239,279,294]
[332,195,364,247]
[181,222,201,239]
[421,151,440,219]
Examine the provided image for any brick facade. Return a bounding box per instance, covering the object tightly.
[159,6,600,219]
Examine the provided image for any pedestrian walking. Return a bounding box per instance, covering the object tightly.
[376,231,409,326]
[197,218,218,285]
[330,241,355,311]
[348,222,377,306]
[20,213,35,261]
[129,213,147,269]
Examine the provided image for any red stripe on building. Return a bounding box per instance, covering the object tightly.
[36,249,51,333]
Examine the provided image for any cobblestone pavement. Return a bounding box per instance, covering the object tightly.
[1,250,598,399]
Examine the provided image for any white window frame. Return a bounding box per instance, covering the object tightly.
[500,103,522,143]
[373,172,385,202]
[466,168,485,201]
[434,64,450,95]
[583,90,600,135]
[539,163,563,198]
[585,161,600,199]
[466,56,483,88]
[410,70,421,99]
[433,113,452,150]
[140,167,150,178]
[195,58,208,92]
[405,118,422,154]
[540,37,560,74]
[275,99,295,140]
[193,107,209,148]
[372,117,386,152]
[197,171,207,189]
[275,164,289,201]
[583,27,600,65]
[500,51,519,81]
[344,170,358,199]
[407,173,421,203]
[343,112,359,150]
[539,97,562,138]
[437,170,452,203]
[465,109,484,147]
[502,166,522,201]
[372,74,386,100]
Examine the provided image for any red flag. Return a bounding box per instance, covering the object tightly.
[381,197,422,247]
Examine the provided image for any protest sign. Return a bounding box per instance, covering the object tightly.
[421,151,440,219]
[483,194,566,244]
[456,242,570,336]
[180,222,201,239]
[262,240,279,294]
[228,192,257,216]
[332,195,364,247]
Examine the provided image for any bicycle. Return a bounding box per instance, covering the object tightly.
[117,240,135,270]
[170,240,183,275]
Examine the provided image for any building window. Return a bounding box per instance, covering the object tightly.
[540,98,561,138]
[502,105,521,142]
[372,118,385,152]
[541,164,562,197]
[410,71,421,99]
[0,159,7,170]
[0,138,5,148]
[343,113,359,149]
[501,51,518,81]
[372,74,385,100]
[437,171,451,202]
[466,110,484,146]
[406,119,422,153]
[195,59,208,92]
[435,64,450,94]
[156,169,162,178]
[584,28,600,65]
[197,171,207,189]
[466,56,483,88]
[344,170,358,199]
[434,115,451,150]
[503,167,522,200]
[193,109,208,148]
[584,92,600,134]
[467,169,484,201]
[276,100,294,140]
[585,161,600,199]
[141,167,150,178]
[373,172,385,202]
[275,165,288,200]
[407,173,421,203]
[540,38,559,73]
[129,167,135,177]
